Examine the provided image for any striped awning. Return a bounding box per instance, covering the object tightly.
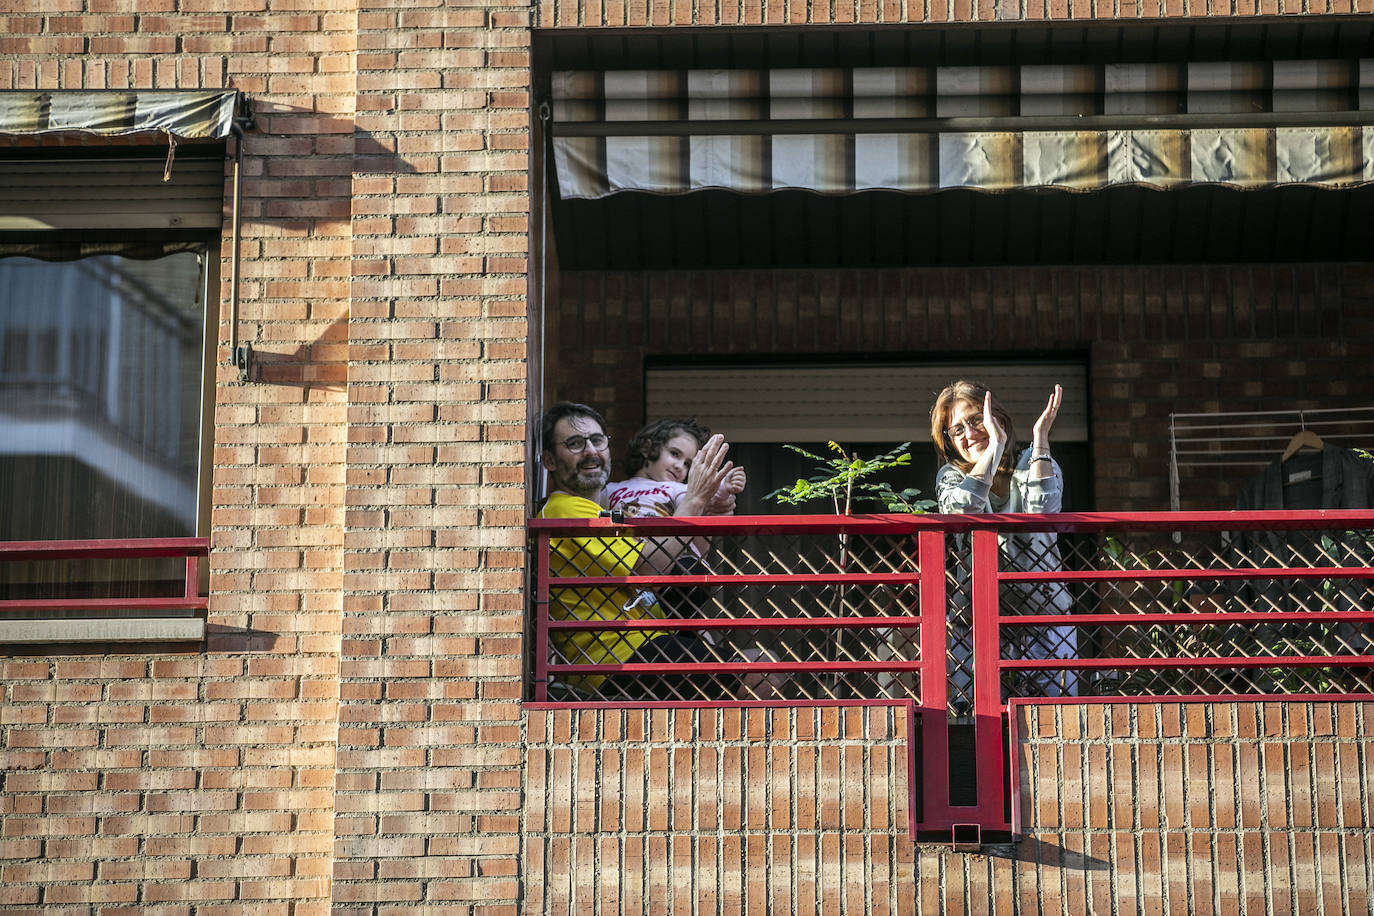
[0,90,242,141]
[550,61,1374,199]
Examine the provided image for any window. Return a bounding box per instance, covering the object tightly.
[0,140,226,638]
[0,249,210,544]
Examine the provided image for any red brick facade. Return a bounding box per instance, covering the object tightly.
[526,701,1374,913]
[1,0,1371,911]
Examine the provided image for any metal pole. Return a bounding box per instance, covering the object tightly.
[552,109,1374,138]
[228,121,250,381]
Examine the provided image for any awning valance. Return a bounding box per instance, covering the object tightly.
[550,62,1374,198]
[0,90,242,141]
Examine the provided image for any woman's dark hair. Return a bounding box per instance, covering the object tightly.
[929,380,1018,477]
[624,418,711,477]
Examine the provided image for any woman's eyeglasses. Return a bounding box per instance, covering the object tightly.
[558,433,609,453]
[945,414,985,439]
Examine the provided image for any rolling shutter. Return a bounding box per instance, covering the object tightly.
[0,156,225,231]
[645,361,1089,443]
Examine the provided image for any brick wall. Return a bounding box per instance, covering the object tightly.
[334,0,532,910]
[2,0,536,901]
[549,265,1374,511]
[0,2,356,910]
[1014,700,1374,913]
[526,700,1374,913]
[525,704,916,913]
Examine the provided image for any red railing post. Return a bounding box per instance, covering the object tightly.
[532,530,552,702]
[917,529,952,830]
[184,553,199,603]
[969,528,1007,828]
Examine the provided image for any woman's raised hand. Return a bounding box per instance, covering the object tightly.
[1032,384,1063,450]
[982,390,1007,454]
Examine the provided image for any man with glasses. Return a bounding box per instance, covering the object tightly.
[536,401,737,698]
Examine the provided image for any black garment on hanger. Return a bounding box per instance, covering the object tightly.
[1236,445,1373,513]
[1230,445,1374,650]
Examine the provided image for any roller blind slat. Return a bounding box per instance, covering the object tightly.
[0,158,224,231]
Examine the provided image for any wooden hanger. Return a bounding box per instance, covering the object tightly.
[1281,427,1323,463]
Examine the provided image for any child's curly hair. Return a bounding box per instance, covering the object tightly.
[624,418,711,477]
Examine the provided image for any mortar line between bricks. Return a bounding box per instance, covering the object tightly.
[1035,708,1050,916]
[789,710,801,916]
[691,705,702,916]
[1346,708,1368,916]
[1055,705,1066,848]
[1181,713,1196,915]
[760,707,777,915]
[715,717,726,916]
[862,706,873,916]
[1257,719,1280,916]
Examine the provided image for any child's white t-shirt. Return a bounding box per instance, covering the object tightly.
[603,476,727,631]
[604,477,686,519]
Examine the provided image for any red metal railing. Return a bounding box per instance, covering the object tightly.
[530,513,943,701]
[0,538,210,641]
[967,510,1374,837]
[530,509,1374,839]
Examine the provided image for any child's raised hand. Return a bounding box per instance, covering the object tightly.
[679,434,733,516]
[704,466,746,515]
[704,491,737,516]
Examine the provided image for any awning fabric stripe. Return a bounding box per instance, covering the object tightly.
[550,62,1374,198]
[0,90,239,141]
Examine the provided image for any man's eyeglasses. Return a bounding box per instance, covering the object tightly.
[945,414,985,440]
[558,433,609,454]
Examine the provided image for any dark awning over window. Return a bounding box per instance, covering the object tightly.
[550,62,1374,198]
[0,90,241,141]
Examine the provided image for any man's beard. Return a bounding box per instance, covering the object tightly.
[555,455,608,498]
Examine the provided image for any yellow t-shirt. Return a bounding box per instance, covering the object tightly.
[537,491,665,679]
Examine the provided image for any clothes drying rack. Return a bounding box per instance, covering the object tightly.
[1169,405,1374,512]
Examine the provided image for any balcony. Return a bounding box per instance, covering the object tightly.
[0,537,209,644]
[530,509,1374,837]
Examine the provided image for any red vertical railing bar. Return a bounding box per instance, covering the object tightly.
[969,529,1008,829]
[184,554,199,605]
[917,529,952,832]
[532,530,552,702]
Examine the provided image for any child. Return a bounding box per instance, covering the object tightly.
[605,418,745,616]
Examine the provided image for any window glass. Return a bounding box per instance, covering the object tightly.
[0,251,208,598]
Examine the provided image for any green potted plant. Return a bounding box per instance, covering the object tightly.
[765,442,933,697]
